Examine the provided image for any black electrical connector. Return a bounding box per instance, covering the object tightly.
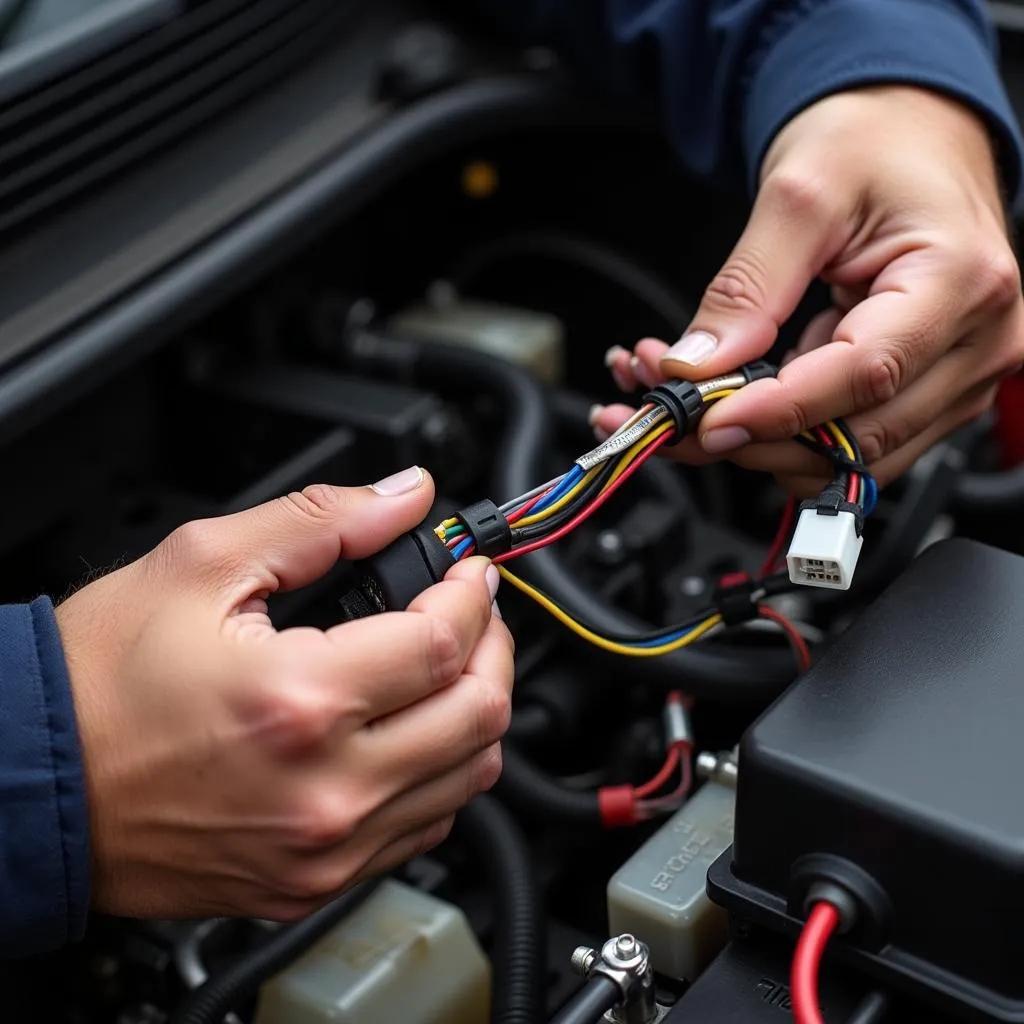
[643,379,705,439]
[800,484,865,538]
[455,498,513,558]
[337,520,454,620]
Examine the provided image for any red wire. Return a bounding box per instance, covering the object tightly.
[493,433,671,564]
[760,494,796,577]
[633,746,681,798]
[507,489,551,524]
[758,605,811,671]
[791,902,841,1024]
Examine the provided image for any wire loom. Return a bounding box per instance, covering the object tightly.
[435,360,875,664]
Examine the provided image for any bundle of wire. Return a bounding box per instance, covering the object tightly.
[434,367,872,666]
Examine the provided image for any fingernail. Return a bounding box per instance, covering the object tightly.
[486,565,500,600]
[662,330,718,367]
[604,345,627,367]
[701,426,751,453]
[588,404,603,427]
[631,355,658,389]
[370,466,424,495]
[492,601,502,620]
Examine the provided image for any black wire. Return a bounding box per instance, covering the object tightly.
[0,0,31,44]
[846,991,888,1024]
[510,459,618,544]
[549,975,622,1024]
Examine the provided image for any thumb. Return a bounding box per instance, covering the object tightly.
[660,174,844,381]
[162,466,435,596]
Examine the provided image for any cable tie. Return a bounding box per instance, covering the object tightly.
[454,499,513,558]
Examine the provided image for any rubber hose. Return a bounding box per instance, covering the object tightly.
[345,332,796,699]
[507,703,555,747]
[496,743,602,826]
[454,795,545,1024]
[952,462,1024,512]
[846,992,888,1024]
[549,975,621,1024]
[168,880,380,1024]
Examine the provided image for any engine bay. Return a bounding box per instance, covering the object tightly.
[2,6,1024,1024]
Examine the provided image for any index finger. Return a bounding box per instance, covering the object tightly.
[696,279,959,448]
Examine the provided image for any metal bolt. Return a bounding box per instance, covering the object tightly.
[615,934,638,957]
[571,945,597,976]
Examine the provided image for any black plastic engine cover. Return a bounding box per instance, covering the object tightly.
[707,538,1024,1021]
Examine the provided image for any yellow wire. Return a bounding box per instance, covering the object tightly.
[515,420,674,528]
[513,466,602,527]
[497,566,722,656]
[701,388,738,403]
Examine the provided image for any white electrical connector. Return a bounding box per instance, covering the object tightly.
[786,508,863,590]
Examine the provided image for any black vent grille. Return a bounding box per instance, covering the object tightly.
[0,0,357,239]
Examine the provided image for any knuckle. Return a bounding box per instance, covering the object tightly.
[774,399,809,441]
[257,683,335,752]
[282,484,347,522]
[425,616,464,687]
[978,248,1022,312]
[703,253,769,316]
[291,792,359,850]
[164,518,226,571]
[856,350,903,409]
[473,679,513,747]
[475,744,504,793]
[854,421,891,465]
[765,169,830,221]
[417,816,456,858]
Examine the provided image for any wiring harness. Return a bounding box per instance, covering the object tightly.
[338,361,875,666]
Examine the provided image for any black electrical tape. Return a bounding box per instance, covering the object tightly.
[643,379,705,441]
[799,496,865,537]
[713,576,759,627]
[454,499,513,558]
[337,521,456,619]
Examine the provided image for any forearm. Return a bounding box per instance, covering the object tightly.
[0,599,90,957]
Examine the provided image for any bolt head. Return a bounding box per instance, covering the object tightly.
[615,934,638,956]
[571,946,597,976]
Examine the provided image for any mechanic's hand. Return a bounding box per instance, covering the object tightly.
[596,86,1024,493]
[55,468,512,921]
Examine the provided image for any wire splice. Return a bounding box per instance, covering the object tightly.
[454,499,513,558]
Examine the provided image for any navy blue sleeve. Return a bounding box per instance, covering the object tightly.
[475,0,1024,204]
[0,598,90,957]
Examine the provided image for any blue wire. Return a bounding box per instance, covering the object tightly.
[628,624,700,648]
[530,465,583,514]
[452,538,474,559]
[863,475,878,516]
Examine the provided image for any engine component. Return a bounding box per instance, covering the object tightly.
[253,879,490,1024]
[606,751,736,982]
[707,538,1024,1021]
[387,289,566,382]
[660,933,897,1023]
[560,933,662,1024]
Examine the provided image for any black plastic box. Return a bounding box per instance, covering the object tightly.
[708,539,1024,1021]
